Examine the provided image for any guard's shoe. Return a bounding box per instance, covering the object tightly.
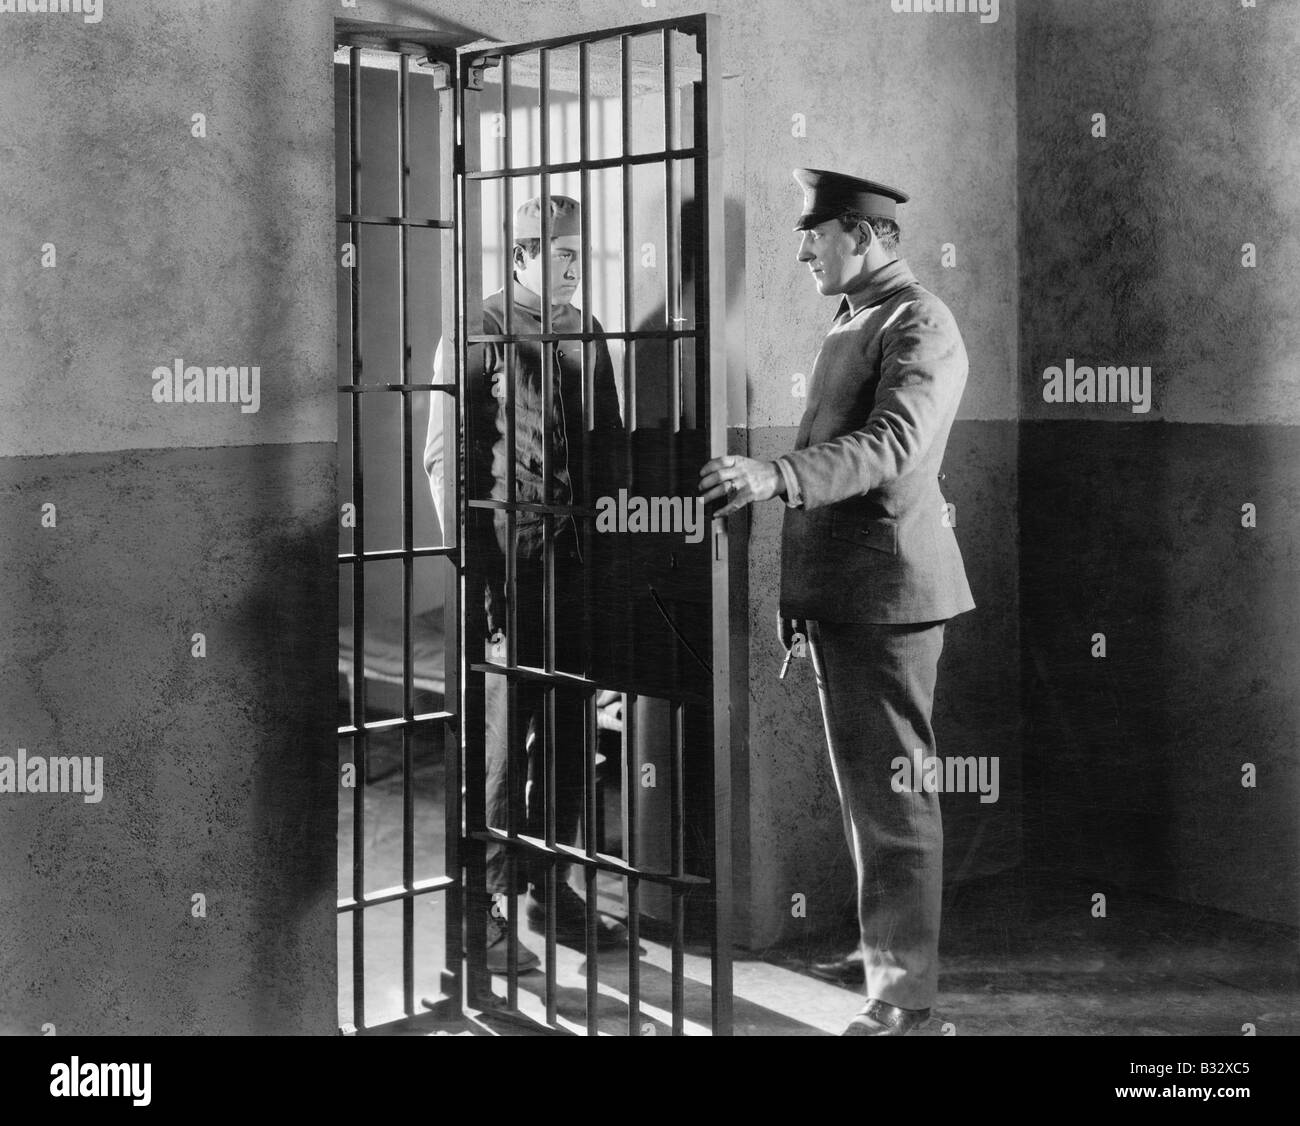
[526,884,627,949]
[841,999,931,1037]
[483,895,539,974]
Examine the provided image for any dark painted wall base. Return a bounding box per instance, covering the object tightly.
[0,444,338,1034]
[1020,421,1299,927]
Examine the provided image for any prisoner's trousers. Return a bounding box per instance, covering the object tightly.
[482,542,588,896]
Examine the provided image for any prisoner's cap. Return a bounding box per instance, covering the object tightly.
[792,168,909,230]
[514,195,582,240]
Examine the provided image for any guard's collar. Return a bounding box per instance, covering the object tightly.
[834,257,917,320]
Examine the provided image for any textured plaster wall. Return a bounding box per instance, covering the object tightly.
[1018,0,1300,925]
[0,1,338,1033]
[1019,0,1300,425]
[0,0,336,456]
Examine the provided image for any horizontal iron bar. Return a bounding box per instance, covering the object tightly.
[338,546,456,563]
[464,146,701,180]
[462,12,704,58]
[337,383,458,394]
[336,213,454,229]
[470,829,711,888]
[466,498,595,519]
[339,547,455,565]
[468,660,603,691]
[467,329,697,344]
[337,710,456,738]
[337,875,457,913]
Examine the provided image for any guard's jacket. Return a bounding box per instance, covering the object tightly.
[778,258,975,624]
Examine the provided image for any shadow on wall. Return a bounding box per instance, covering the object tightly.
[239,8,340,1032]
[232,446,339,1034]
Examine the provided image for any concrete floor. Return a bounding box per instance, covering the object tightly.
[339,726,1300,1037]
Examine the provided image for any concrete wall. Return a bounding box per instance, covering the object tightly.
[0,1,338,1033]
[1017,0,1300,925]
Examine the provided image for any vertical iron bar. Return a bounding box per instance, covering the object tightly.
[347,44,367,1033]
[584,692,599,1036]
[439,60,464,1020]
[577,37,601,1038]
[502,56,515,344]
[623,692,639,1035]
[537,48,560,1029]
[662,30,681,446]
[698,14,735,1036]
[671,700,685,1036]
[459,59,492,1006]
[620,36,637,440]
[578,42,594,421]
[397,50,416,1021]
[578,48,597,824]
[618,31,639,1037]
[501,54,522,1011]
[662,33,685,928]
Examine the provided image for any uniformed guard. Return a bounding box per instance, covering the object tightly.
[699,167,975,1035]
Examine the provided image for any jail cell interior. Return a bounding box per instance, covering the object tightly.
[335,33,460,1035]
[335,16,731,1035]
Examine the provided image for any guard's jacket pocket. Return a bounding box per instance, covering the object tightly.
[830,513,898,555]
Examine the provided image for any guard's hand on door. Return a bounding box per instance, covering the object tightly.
[698,455,783,518]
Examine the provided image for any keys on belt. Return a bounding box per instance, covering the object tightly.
[779,631,807,680]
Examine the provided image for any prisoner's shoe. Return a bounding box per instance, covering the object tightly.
[841,999,931,1037]
[526,884,627,949]
[809,948,865,986]
[483,896,539,974]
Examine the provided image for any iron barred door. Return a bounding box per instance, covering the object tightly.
[335,13,732,1036]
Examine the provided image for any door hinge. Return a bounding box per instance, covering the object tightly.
[463,55,501,91]
[419,56,453,88]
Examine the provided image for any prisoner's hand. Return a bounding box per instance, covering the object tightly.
[596,689,623,733]
[484,581,507,643]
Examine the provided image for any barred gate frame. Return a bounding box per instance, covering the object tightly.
[336,12,735,1037]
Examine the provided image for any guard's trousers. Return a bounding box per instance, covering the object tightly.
[807,618,947,1011]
